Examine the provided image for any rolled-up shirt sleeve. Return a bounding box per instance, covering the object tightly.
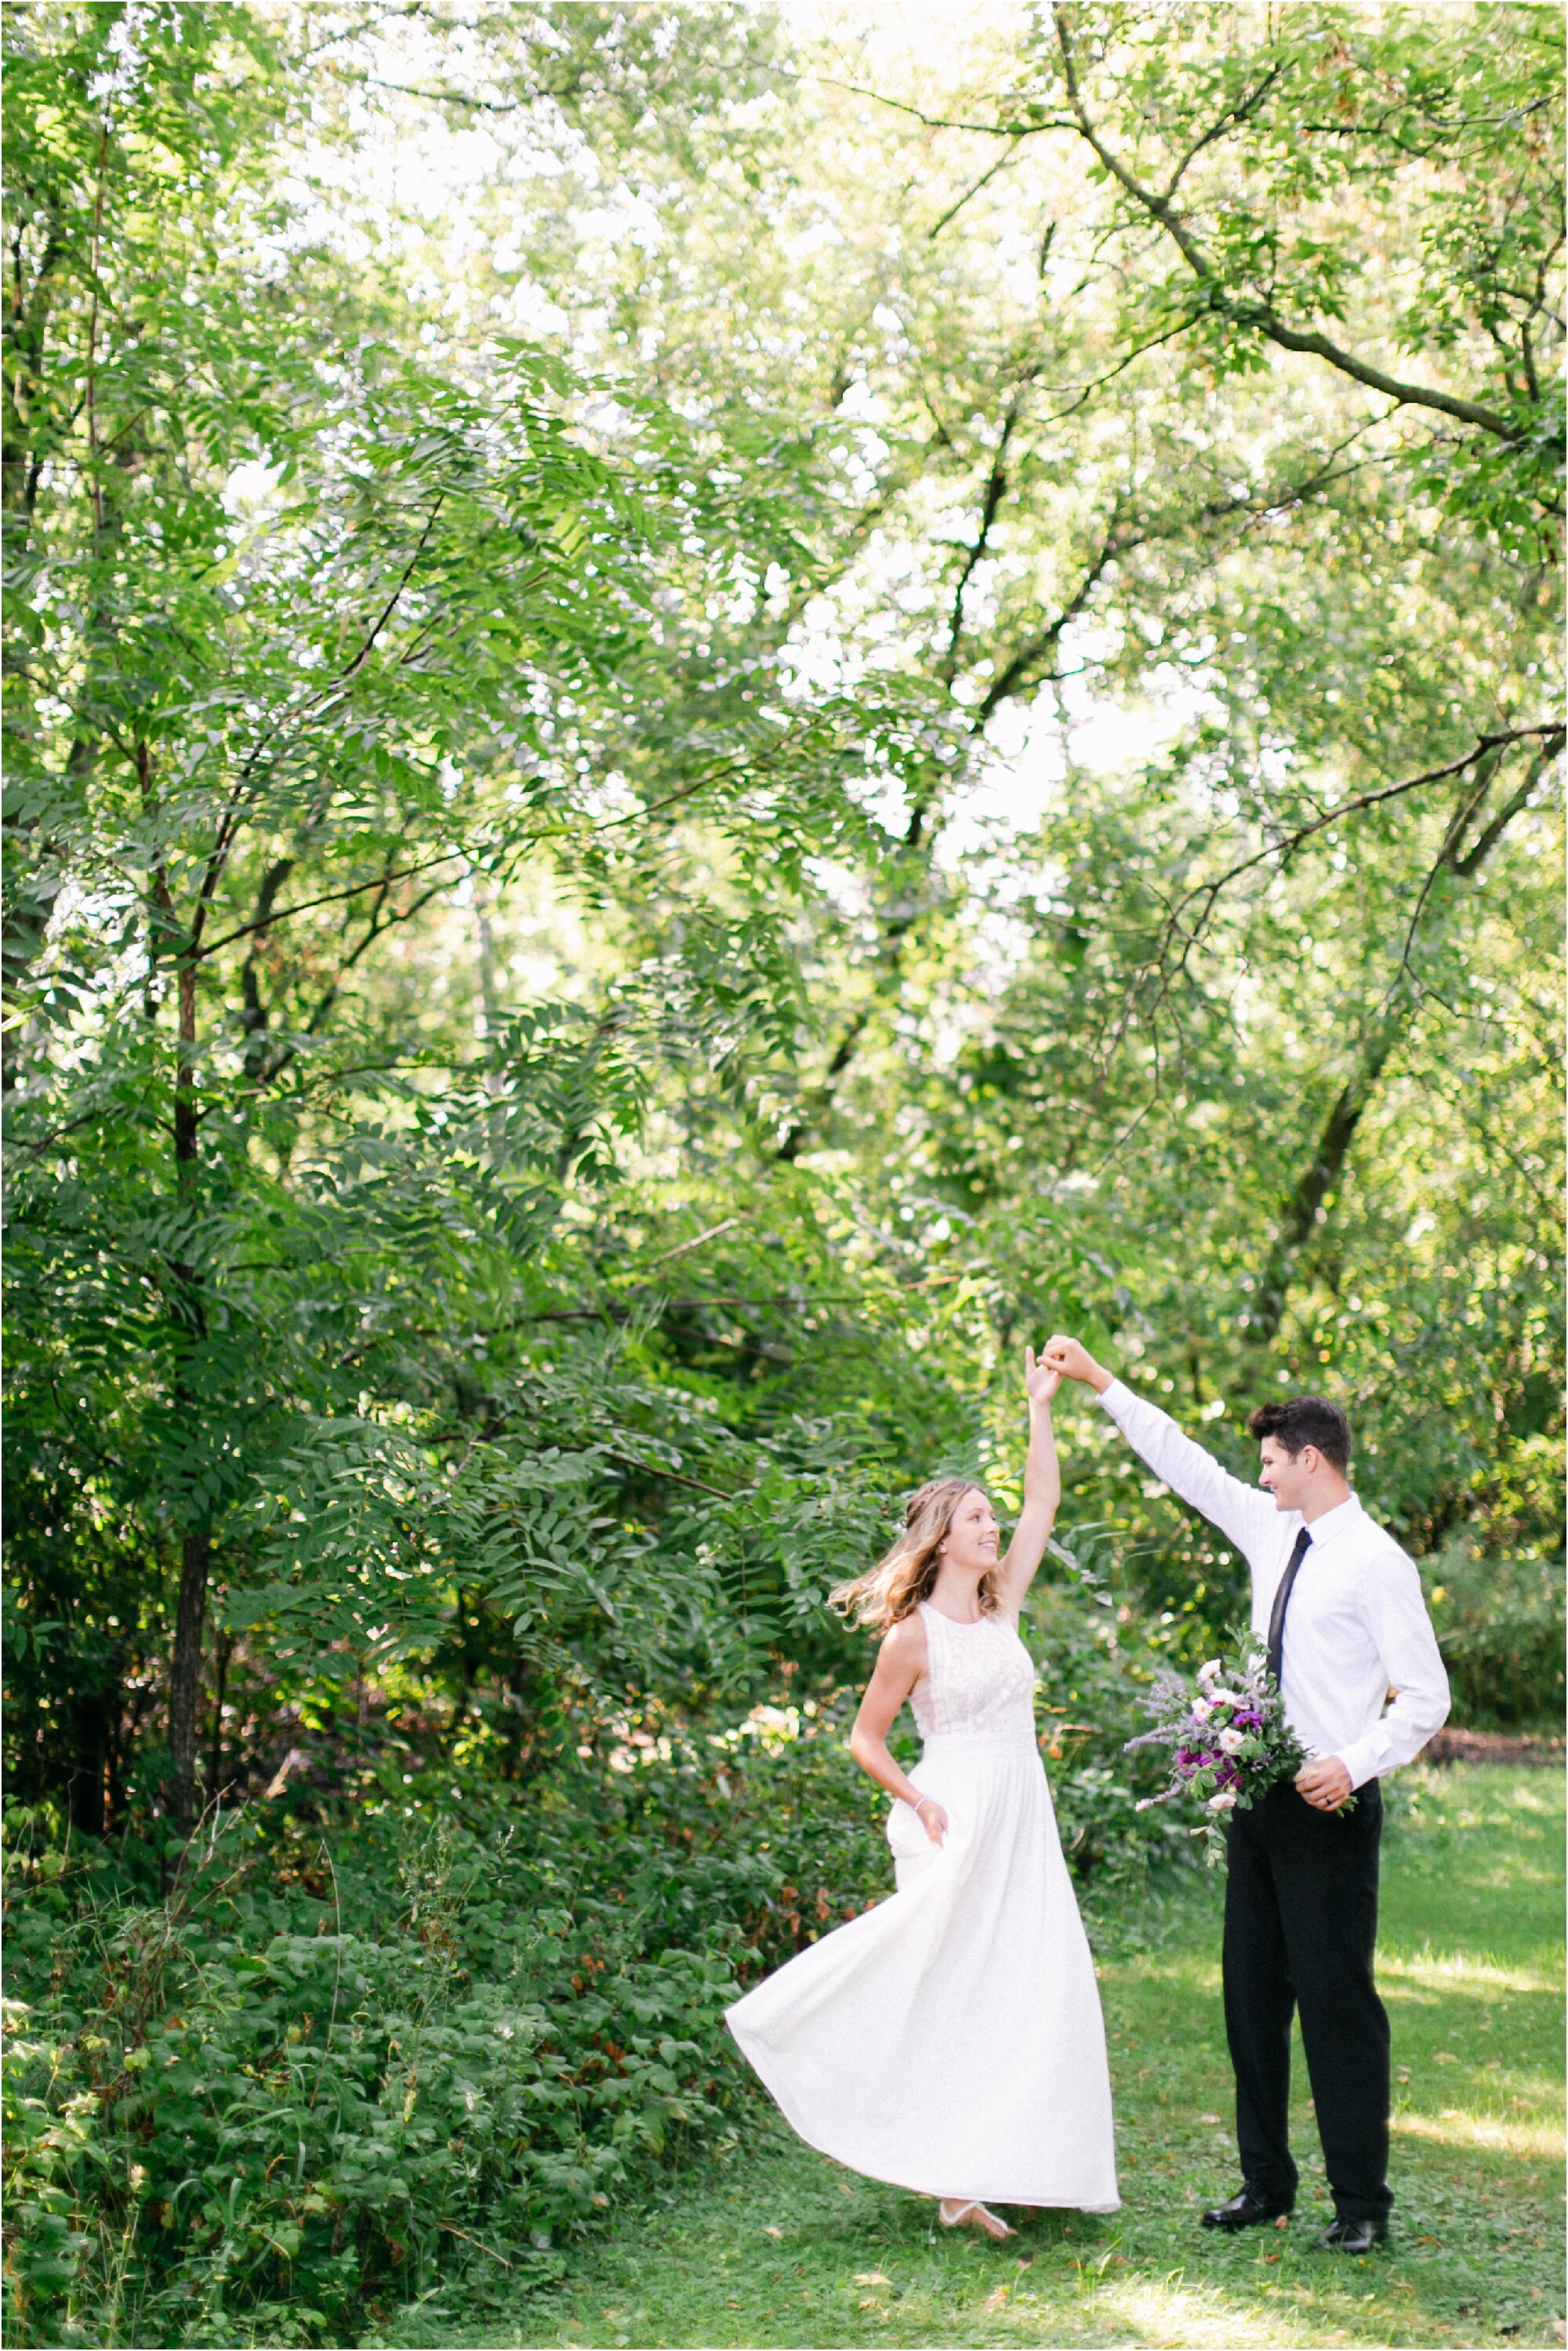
[1097,1379,1279,1564]
[1335,1551,1452,1790]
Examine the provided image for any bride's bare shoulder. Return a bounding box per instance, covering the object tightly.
[879,1611,928,1675]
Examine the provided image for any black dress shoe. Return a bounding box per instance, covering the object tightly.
[1318,2216,1388,2253]
[1201,2186,1293,2231]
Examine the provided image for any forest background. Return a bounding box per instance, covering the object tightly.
[2,2,1563,2346]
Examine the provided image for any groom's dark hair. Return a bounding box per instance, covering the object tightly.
[1246,1395,1352,1471]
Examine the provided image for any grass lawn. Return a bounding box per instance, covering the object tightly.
[418,1764,1564,2351]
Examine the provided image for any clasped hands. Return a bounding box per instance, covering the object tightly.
[1295,1755,1354,1811]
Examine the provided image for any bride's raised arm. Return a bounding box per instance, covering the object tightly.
[996,1346,1062,1616]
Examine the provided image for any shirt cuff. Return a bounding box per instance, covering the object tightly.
[1097,1378,1134,1417]
[1335,1735,1383,1792]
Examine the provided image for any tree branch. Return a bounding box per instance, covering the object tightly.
[772,448,1380,1158]
[780,67,1072,140]
[1160,64,1287,202]
[1051,5,1521,441]
[184,496,448,961]
[1450,742,1559,878]
[1053,9,1212,278]
[941,386,1033,681]
[929,143,1026,238]
[1232,309,1516,436]
[1381,738,1562,1007]
[247,875,463,1090]
[977,512,1129,721]
[1122,725,1562,1041]
[339,494,447,683]
[194,852,468,961]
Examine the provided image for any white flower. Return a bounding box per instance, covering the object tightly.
[1189,1697,1213,1723]
[1210,1689,1243,1710]
[1196,1659,1222,1691]
[1218,1727,1246,1754]
[1207,1790,1239,1812]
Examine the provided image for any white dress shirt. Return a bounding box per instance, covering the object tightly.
[1098,1380,1450,1790]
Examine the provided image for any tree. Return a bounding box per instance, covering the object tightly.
[5,2,1562,1839]
[3,4,933,1826]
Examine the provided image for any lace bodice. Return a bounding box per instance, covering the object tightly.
[910,1601,1038,1740]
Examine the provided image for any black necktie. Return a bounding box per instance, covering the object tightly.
[1266,1528,1312,1688]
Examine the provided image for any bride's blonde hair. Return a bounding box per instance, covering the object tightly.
[829,1477,1001,1634]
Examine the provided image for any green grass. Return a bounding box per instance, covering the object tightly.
[397,1765,1565,2350]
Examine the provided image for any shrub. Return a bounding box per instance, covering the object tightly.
[1022,1582,1196,1886]
[2,1604,1184,2348]
[2,1797,739,2348]
[1421,1542,1565,1730]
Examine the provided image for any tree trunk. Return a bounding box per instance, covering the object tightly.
[60,1690,111,1839]
[3,191,140,1077]
[774,1005,873,1162]
[207,1625,233,1801]
[1244,1031,1399,1346]
[166,936,209,1828]
[169,1530,211,1827]
[1243,739,1559,1347]
[174,954,199,1165]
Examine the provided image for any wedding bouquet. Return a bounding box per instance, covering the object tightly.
[1124,1641,1337,1866]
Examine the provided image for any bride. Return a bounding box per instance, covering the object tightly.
[725,1350,1120,2237]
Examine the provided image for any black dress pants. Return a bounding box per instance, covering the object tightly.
[1222,1778,1391,2222]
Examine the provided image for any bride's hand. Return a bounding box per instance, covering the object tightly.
[1025,1343,1062,1404]
[914,1796,949,1845]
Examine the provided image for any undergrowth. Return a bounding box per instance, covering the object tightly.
[3,1609,1188,2349]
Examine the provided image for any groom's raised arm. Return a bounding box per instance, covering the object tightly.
[1044,1338,1279,1566]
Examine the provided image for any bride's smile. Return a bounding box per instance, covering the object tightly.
[937,1491,1001,1579]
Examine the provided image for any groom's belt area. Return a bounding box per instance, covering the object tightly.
[1243,1777,1382,1825]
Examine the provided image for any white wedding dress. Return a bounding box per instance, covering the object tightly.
[725,1601,1120,2209]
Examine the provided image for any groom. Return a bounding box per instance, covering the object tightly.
[1044,1337,1450,2253]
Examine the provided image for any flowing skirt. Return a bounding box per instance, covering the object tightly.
[724,1729,1120,2209]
